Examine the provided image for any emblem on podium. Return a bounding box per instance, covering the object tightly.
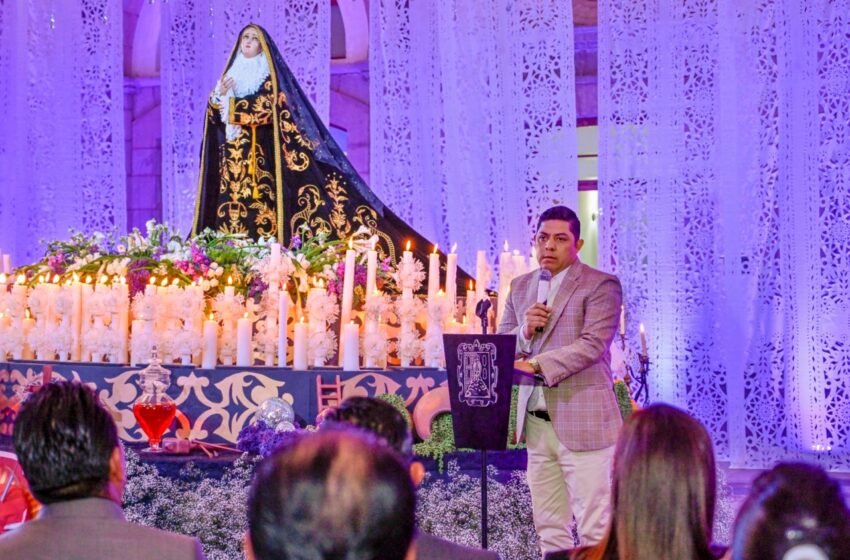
[457,339,500,408]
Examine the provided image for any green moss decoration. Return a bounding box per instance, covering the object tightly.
[413,412,456,471]
[614,379,634,420]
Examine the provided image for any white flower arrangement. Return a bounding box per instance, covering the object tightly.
[27,289,48,317]
[308,328,337,365]
[306,290,339,325]
[173,327,202,359]
[132,293,158,321]
[393,259,426,292]
[364,292,390,323]
[362,329,388,368]
[53,289,76,317]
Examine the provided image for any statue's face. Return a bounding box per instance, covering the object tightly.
[240,27,261,58]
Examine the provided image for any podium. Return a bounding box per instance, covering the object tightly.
[443,333,516,549]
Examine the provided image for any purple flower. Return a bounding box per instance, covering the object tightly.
[354,264,367,287]
[327,278,341,296]
[247,276,269,299]
[127,259,155,297]
[46,254,66,275]
[380,258,391,273]
[290,235,302,250]
[258,430,302,457]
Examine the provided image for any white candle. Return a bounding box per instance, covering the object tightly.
[339,241,357,364]
[366,241,378,296]
[278,290,290,366]
[342,321,360,371]
[21,310,35,360]
[293,318,308,370]
[639,323,647,355]
[264,315,276,365]
[428,245,440,303]
[2,254,10,275]
[619,305,626,336]
[497,241,512,324]
[465,281,476,327]
[145,277,157,296]
[475,250,488,317]
[114,278,130,363]
[202,313,218,369]
[236,312,253,366]
[130,319,144,365]
[512,249,526,277]
[270,242,281,269]
[224,276,235,299]
[70,276,83,361]
[529,247,539,270]
[445,244,458,320]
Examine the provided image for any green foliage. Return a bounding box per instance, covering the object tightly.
[614,379,634,420]
[413,412,456,471]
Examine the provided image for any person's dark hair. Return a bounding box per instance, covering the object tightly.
[248,428,416,560]
[537,205,581,243]
[13,381,119,504]
[574,403,716,560]
[321,396,413,461]
[730,462,850,560]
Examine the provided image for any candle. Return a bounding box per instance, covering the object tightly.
[339,240,357,365]
[145,276,157,296]
[465,281,476,327]
[428,244,440,302]
[475,250,488,312]
[236,312,253,367]
[70,274,83,361]
[529,247,539,270]
[278,290,290,366]
[619,305,626,336]
[366,240,378,296]
[445,243,458,320]
[639,323,647,355]
[202,313,218,369]
[293,318,308,370]
[270,242,281,269]
[342,321,360,372]
[21,309,35,360]
[512,249,526,277]
[2,254,10,274]
[224,276,235,299]
[497,241,512,324]
[130,319,145,365]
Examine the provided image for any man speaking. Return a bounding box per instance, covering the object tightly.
[497,205,623,553]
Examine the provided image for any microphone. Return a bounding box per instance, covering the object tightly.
[535,269,552,333]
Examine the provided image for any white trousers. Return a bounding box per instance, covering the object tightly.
[525,414,615,555]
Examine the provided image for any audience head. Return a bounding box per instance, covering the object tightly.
[247,428,416,560]
[13,381,123,505]
[535,206,583,274]
[320,396,425,485]
[588,403,716,560]
[730,462,850,560]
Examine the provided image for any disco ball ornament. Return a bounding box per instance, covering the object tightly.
[256,398,295,427]
[274,421,297,433]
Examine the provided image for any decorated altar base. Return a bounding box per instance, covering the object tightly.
[0,361,446,444]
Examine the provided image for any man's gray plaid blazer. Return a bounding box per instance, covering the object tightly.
[498,260,623,451]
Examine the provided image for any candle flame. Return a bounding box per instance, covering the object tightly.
[160,277,168,287]
[438,289,444,296]
[172,278,179,286]
[244,312,249,319]
[100,275,108,284]
[85,275,92,284]
[350,320,355,325]
[227,275,233,286]
[38,275,44,284]
[468,280,474,290]
[299,316,305,323]
[0,274,5,284]
[371,239,377,251]
[504,240,509,252]
[149,276,156,285]
[451,242,457,254]
[209,312,215,321]
[639,323,645,334]
[52,274,60,284]
[406,240,411,252]
[26,308,31,319]
[348,238,353,250]
[432,244,439,254]
[72,273,79,282]
[16,274,25,285]
[462,316,467,324]
[513,249,520,256]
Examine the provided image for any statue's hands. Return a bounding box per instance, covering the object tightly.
[221,76,236,94]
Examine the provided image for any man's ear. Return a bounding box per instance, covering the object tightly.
[576,238,585,252]
[409,461,426,487]
[244,532,255,560]
[108,446,123,486]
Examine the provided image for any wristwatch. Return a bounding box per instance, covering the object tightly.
[528,358,542,374]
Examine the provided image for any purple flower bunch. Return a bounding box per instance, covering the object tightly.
[173,244,211,277]
[290,235,302,250]
[236,420,302,457]
[46,253,68,276]
[126,258,155,297]
[247,276,269,299]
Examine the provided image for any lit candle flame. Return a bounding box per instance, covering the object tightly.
[468,280,474,291]
[503,240,509,252]
[172,278,179,286]
[405,240,411,252]
[0,274,6,284]
[72,273,80,282]
[438,289,444,296]
[26,309,31,319]
[16,274,25,285]
[149,276,156,285]
[432,244,439,254]
[639,323,645,334]
[160,277,168,287]
[52,274,60,284]
[371,239,377,251]
[513,249,519,256]
[243,312,249,319]
[100,276,108,284]
[38,275,44,284]
[451,243,457,254]
[85,275,92,284]
[209,312,215,321]
[227,276,233,286]
[349,238,353,250]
